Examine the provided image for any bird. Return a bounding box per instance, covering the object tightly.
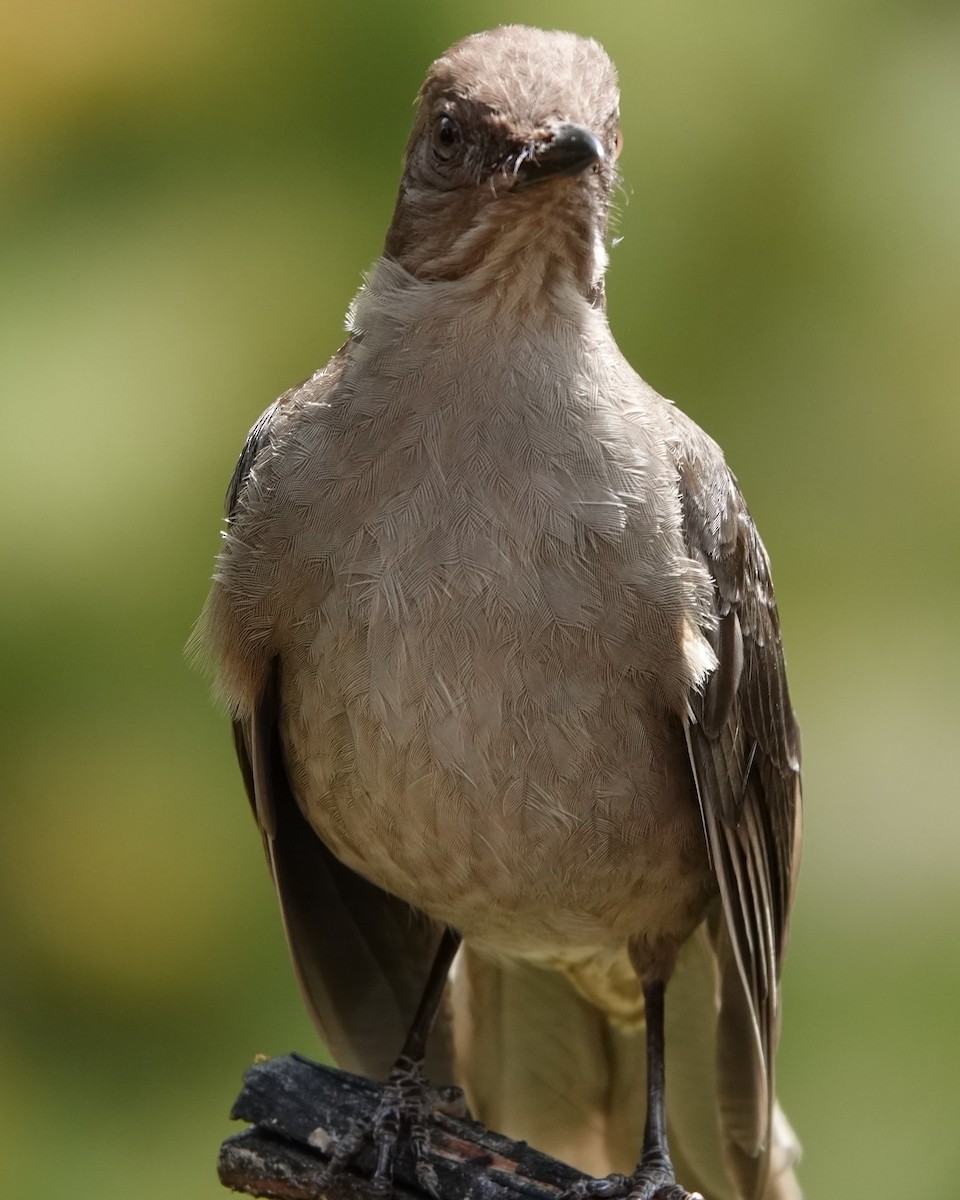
[197,24,803,1200]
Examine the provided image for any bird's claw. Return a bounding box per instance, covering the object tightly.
[559,1163,702,1200]
[415,1157,442,1199]
[313,1055,446,1198]
[561,1174,631,1200]
[313,1118,366,1194]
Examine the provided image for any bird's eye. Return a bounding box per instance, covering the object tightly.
[432,114,462,160]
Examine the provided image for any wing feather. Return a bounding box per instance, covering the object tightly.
[671,411,802,1180]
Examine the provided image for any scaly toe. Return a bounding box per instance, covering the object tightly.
[559,1165,701,1200]
[558,1174,632,1200]
[312,1055,441,1198]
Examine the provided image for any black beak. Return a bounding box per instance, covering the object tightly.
[515,123,605,188]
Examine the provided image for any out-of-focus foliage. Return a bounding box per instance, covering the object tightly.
[2,2,958,1197]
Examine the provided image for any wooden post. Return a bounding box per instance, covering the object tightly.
[219,1054,587,1200]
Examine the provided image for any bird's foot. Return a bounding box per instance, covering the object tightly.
[560,1154,702,1200]
[314,1055,463,1199]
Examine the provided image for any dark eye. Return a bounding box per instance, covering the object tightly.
[433,114,462,159]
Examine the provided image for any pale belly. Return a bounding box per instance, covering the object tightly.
[280,603,714,962]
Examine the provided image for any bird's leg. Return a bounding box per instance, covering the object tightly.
[370,926,465,1197]
[561,980,702,1200]
[314,927,462,1200]
[626,979,702,1200]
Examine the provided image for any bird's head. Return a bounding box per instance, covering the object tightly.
[384,26,622,306]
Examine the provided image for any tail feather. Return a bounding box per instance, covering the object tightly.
[451,944,615,1176]
[449,927,801,1200]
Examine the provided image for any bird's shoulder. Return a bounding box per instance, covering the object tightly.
[664,403,799,763]
[225,340,352,521]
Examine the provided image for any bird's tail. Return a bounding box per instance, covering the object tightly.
[449,926,801,1200]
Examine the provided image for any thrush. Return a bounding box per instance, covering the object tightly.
[198,25,803,1200]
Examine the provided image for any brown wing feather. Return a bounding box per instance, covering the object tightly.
[671,412,802,1170]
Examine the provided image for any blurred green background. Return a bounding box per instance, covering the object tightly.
[3,1,958,1196]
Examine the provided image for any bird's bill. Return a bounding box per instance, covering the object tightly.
[514,123,605,188]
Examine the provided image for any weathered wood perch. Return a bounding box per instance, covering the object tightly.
[219,1054,588,1200]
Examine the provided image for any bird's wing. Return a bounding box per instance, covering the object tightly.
[224,361,454,1083]
[669,410,802,1174]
